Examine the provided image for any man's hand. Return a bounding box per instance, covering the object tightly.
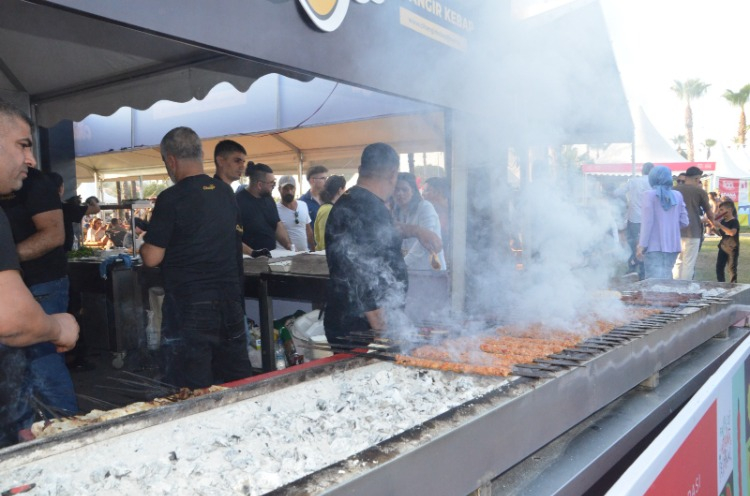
[251,248,272,258]
[50,313,79,352]
[635,245,644,261]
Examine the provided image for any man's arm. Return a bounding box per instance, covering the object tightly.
[140,242,166,267]
[275,221,292,250]
[16,209,64,262]
[364,308,386,332]
[397,223,442,254]
[0,269,79,351]
[306,223,315,251]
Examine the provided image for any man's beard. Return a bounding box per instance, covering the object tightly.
[282,193,294,203]
[260,189,272,198]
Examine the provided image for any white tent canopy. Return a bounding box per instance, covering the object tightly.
[594,107,686,165]
[708,143,750,191]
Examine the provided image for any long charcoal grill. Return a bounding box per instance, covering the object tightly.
[1,280,750,495]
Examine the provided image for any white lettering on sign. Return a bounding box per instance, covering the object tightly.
[443,6,474,32]
[686,473,701,495]
[407,0,473,32]
[408,0,442,17]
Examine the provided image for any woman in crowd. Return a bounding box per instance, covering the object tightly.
[84,217,109,248]
[636,165,688,279]
[392,172,445,271]
[314,175,347,251]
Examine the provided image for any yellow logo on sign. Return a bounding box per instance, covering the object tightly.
[298,0,384,32]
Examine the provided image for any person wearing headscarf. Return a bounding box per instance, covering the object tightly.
[635,165,689,279]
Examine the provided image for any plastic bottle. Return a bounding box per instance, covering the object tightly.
[145,310,159,351]
[280,326,297,365]
[274,338,287,370]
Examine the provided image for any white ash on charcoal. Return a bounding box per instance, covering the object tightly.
[0,362,502,495]
[646,283,727,298]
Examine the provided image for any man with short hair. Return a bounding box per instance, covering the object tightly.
[276,175,314,252]
[213,139,246,186]
[673,166,713,280]
[300,165,329,228]
[324,143,441,345]
[237,162,292,253]
[141,126,252,388]
[615,162,654,279]
[0,100,79,446]
[0,130,79,416]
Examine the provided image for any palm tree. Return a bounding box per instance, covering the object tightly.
[671,135,687,159]
[723,84,750,146]
[671,79,711,161]
[702,138,716,159]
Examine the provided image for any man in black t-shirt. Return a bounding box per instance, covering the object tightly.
[236,162,291,253]
[0,100,79,446]
[141,127,252,389]
[0,161,78,415]
[46,172,101,251]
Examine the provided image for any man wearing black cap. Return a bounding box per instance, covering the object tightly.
[673,166,713,280]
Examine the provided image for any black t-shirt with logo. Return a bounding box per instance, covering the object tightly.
[719,218,740,252]
[236,189,280,251]
[144,175,243,300]
[0,167,66,286]
[324,186,408,343]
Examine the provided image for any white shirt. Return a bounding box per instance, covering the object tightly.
[276,201,311,251]
[616,175,651,223]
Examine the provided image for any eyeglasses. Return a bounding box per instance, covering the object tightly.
[677,180,685,184]
[259,180,277,186]
[294,211,299,224]
[312,176,328,182]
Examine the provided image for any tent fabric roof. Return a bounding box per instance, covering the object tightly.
[76,112,446,182]
[594,107,686,165]
[0,0,309,127]
[711,144,750,179]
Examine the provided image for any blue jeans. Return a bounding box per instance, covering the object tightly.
[27,277,78,415]
[644,252,679,280]
[626,221,644,279]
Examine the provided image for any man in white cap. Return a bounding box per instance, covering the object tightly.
[277,175,314,251]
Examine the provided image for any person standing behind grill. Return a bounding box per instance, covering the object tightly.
[393,172,446,271]
[313,175,346,251]
[300,165,329,228]
[636,165,689,279]
[0,100,78,446]
[614,162,653,280]
[140,126,252,389]
[707,199,740,283]
[672,166,713,279]
[276,175,314,252]
[237,162,292,255]
[324,143,441,346]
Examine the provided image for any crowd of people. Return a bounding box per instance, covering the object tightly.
[617,163,741,283]
[0,94,446,449]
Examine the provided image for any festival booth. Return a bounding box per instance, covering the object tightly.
[8,2,745,496]
[712,144,750,226]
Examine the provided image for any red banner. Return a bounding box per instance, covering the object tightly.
[719,178,740,202]
[582,162,716,174]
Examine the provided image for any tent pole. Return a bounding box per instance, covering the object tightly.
[298,153,304,193]
[631,136,636,176]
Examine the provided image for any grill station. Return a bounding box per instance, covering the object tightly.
[2,280,750,494]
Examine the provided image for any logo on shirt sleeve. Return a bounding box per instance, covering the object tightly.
[203,184,216,191]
